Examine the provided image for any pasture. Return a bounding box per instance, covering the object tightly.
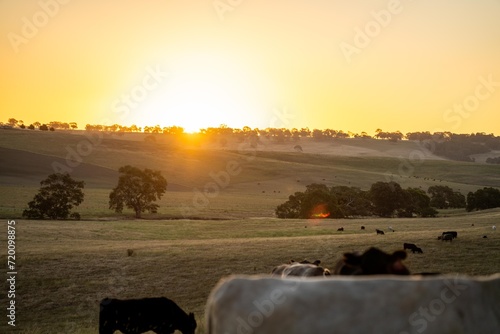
[1,129,500,333]
[1,213,499,333]
[2,129,500,220]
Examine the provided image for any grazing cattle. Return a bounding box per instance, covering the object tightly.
[376,229,385,235]
[360,226,365,230]
[442,233,453,242]
[493,225,497,231]
[333,247,410,275]
[442,231,458,239]
[388,226,394,232]
[206,275,500,334]
[282,263,331,277]
[99,297,196,334]
[337,227,344,231]
[412,247,423,254]
[403,243,418,251]
[483,235,488,239]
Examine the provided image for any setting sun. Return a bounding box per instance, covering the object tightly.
[123,51,269,133]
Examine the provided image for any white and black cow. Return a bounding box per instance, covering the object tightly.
[205,274,500,334]
[282,263,331,277]
[99,297,196,334]
[272,260,329,277]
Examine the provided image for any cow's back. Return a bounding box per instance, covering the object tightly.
[206,275,500,334]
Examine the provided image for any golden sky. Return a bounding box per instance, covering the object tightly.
[1,0,500,134]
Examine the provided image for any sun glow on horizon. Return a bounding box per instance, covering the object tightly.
[125,51,268,133]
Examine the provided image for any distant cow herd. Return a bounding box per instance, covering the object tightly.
[98,226,497,333]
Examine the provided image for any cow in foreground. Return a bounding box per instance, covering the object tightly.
[206,275,500,334]
[99,297,196,334]
[333,247,410,275]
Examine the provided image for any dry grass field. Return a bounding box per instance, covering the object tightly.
[0,129,499,333]
[1,213,499,334]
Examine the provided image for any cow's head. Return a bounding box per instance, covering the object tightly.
[338,247,410,275]
[181,312,197,334]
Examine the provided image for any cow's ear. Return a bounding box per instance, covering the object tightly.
[313,260,321,266]
[343,253,362,265]
[392,250,407,260]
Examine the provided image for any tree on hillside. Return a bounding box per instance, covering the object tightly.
[428,185,466,209]
[466,187,500,212]
[399,187,437,217]
[369,181,406,217]
[109,165,168,218]
[22,173,85,220]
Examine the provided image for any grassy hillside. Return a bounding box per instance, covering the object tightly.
[1,129,500,219]
[1,214,499,333]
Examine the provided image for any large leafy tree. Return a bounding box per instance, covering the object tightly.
[428,185,466,209]
[466,187,500,212]
[22,173,85,219]
[369,181,406,217]
[109,165,167,218]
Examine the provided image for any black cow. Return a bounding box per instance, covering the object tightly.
[403,243,418,251]
[333,247,410,275]
[442,231,457,239]
[412,247,423,254]
[376,229,385,235]
[361,226,365,230]
[337,227,344,231]
[442,234,453,242]
[99,297,196,334]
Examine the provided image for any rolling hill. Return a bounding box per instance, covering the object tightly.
[1,129,499,219]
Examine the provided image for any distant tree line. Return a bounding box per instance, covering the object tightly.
[2,118,77,131]
[274,182,500,219]
[276,182,440,219]
[5,118,500,161]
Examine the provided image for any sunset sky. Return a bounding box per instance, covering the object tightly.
[1,0,499,134]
